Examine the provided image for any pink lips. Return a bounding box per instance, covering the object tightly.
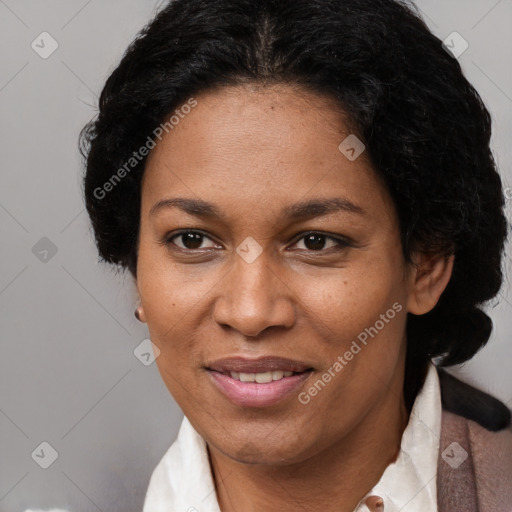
[206,356,313,407]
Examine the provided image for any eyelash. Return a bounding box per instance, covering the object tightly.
[159,229,352,254]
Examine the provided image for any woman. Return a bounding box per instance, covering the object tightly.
[80,0,512,510]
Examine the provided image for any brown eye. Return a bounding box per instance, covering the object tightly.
[303,234,328,251]
[167,230,218,250]
[291,232,350,252]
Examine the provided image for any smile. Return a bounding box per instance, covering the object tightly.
[205,356,313,407]
[225,370,294,382]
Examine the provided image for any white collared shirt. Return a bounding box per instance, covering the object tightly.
[143,362,441,512]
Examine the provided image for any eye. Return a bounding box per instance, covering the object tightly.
[165,230,219,250]
[290,232,351,252]
[161,230,352,253]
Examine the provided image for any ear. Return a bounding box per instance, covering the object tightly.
[406,252,455,315]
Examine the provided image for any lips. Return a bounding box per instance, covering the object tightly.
[206,356,312,374]
[205,356,314,407]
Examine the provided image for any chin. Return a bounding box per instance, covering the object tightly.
[212,431,314,467]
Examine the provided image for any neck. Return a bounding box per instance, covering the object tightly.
[209,371,409,512]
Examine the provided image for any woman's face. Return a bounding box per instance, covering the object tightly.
[136,83,416,465]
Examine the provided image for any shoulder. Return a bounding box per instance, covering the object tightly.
[437,368,511,431]
[436,368,512,511]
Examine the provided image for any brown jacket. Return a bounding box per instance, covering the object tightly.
[437,370,512,511]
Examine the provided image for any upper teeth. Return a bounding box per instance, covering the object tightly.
[230,371,294,383]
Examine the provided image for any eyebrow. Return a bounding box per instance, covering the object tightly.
[149,196,365,221]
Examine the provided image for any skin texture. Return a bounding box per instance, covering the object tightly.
[135,83,454,512]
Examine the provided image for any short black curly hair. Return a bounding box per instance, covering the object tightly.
[80,0,508,375]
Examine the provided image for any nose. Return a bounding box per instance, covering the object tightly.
[212,247,296,337]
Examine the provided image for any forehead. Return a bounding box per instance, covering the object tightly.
[146,84,350,167]
[141,83,392,222]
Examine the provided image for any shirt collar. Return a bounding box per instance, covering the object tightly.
[355,361,441,511]
[143,361,441,512]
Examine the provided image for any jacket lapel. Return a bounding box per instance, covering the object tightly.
[437,410,478,511]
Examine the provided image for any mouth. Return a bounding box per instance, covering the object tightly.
[216,369,301,382]
[205,356,314,407]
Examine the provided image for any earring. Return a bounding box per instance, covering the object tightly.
[134,300,143,322]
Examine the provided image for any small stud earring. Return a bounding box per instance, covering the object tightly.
[134,300,144,322]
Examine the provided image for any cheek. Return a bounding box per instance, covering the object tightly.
[296,260,408,409]
[298,272,407,426]
[325,275,406,390]
[302,262,405,342]
[137,241,215,326]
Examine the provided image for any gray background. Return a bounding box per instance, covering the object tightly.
[0,1,511,511]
